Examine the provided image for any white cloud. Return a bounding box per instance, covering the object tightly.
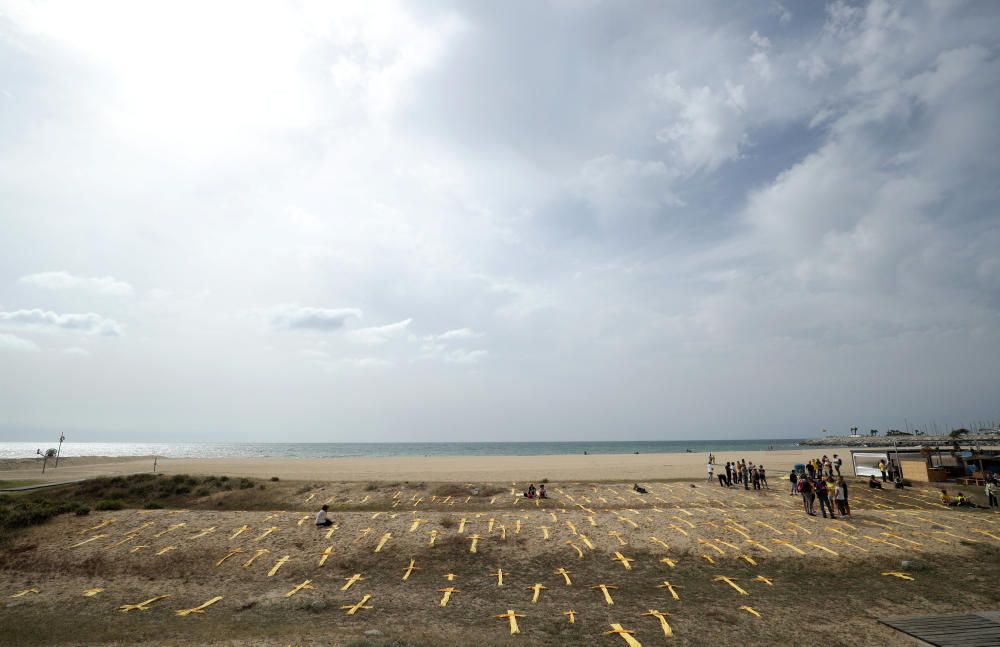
[19,271,133,296]
[268,305,363,332]
[0,309,123,336]
[63,346,90,356]
[434,328,483,341]
[0,333,40,352]
[651,72,749,173]
[346,318,412,345]
[750,31,772,50]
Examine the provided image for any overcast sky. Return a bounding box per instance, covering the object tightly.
[1,1,998,443]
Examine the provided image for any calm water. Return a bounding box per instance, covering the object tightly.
[0,439,803,459]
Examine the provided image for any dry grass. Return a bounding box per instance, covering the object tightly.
[2,478,999,646]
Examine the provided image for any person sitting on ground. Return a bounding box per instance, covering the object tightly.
[315,504,333,527]
[868,475,882,489]
[633,483,648,494]
[538,484,547,499]
[941,489,957,506]
[525,484,537,498]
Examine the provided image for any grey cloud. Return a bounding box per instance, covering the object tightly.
[0,309,123,336]
[268,306,362,332]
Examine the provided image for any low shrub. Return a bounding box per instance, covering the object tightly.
[270,476,280,482]
[94,499,124,511]
[143,502,164,510]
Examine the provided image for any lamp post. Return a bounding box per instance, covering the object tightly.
[55,433,65,468]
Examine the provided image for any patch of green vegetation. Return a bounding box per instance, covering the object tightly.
[0,480,45,489]
[0,495,89,533]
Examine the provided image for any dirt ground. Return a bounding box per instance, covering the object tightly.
[2,477,999,646]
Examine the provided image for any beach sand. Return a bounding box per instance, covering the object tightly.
[0,448,854,484]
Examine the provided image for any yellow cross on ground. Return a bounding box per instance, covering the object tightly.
[374,532,392,553]
[592,583,618,605]
[9,588,39,598]
[402,559,420,580]
[341,594,373,615]
[605,623,642,647]
[490,568,506,587]
[613,551,635,570]
[70,535,107,549]
[267,555,291,577]
[642,609,673,637]
[254,527,279,542]
[527,583,547,603]
[657,580,680,600]
[176,596,224,617]
[242,548,269,567]
[564,609,577,623]
[496,609,525,635]
[215,548,244,567]
[881,571,914,580]
[119,595,169,612]
[554,567,572,585]
[341,573,365,591]
[284,580,314,598]
[437,587,458,606]
[714,576,749,595]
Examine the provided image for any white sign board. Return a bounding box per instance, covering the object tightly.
[851,451,889,477]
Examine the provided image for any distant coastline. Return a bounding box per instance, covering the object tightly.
[0,439,804,460]
[799,434,1000,448]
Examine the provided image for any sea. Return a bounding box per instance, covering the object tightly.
[0,439,804,460]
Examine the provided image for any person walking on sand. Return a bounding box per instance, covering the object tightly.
[741,461,750,490]
[798,476,815,515]
[759,465,768,489]
[833,478,848,518]
[717,465,728,488]
[789,469,798,496]
[814,477,833,519]
[986,477,998,508]
[315,504,333,527]
[707,460,714,483]
[833,454,842,477]
[837,476,851,517]
[878,459,888,483]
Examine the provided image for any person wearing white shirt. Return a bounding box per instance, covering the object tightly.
[315,504,333,527]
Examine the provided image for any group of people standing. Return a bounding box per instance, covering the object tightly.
[790,471,851,519]
[709,456,768,490]
[804,454,842,479]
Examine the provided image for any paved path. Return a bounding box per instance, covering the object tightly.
[0,479,86,492]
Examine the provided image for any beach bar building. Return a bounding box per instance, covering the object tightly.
[850,448,1000,483]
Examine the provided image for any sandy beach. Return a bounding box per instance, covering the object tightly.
[0,448,854,484]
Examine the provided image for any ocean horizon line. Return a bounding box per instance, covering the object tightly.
[0,438,811,460]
